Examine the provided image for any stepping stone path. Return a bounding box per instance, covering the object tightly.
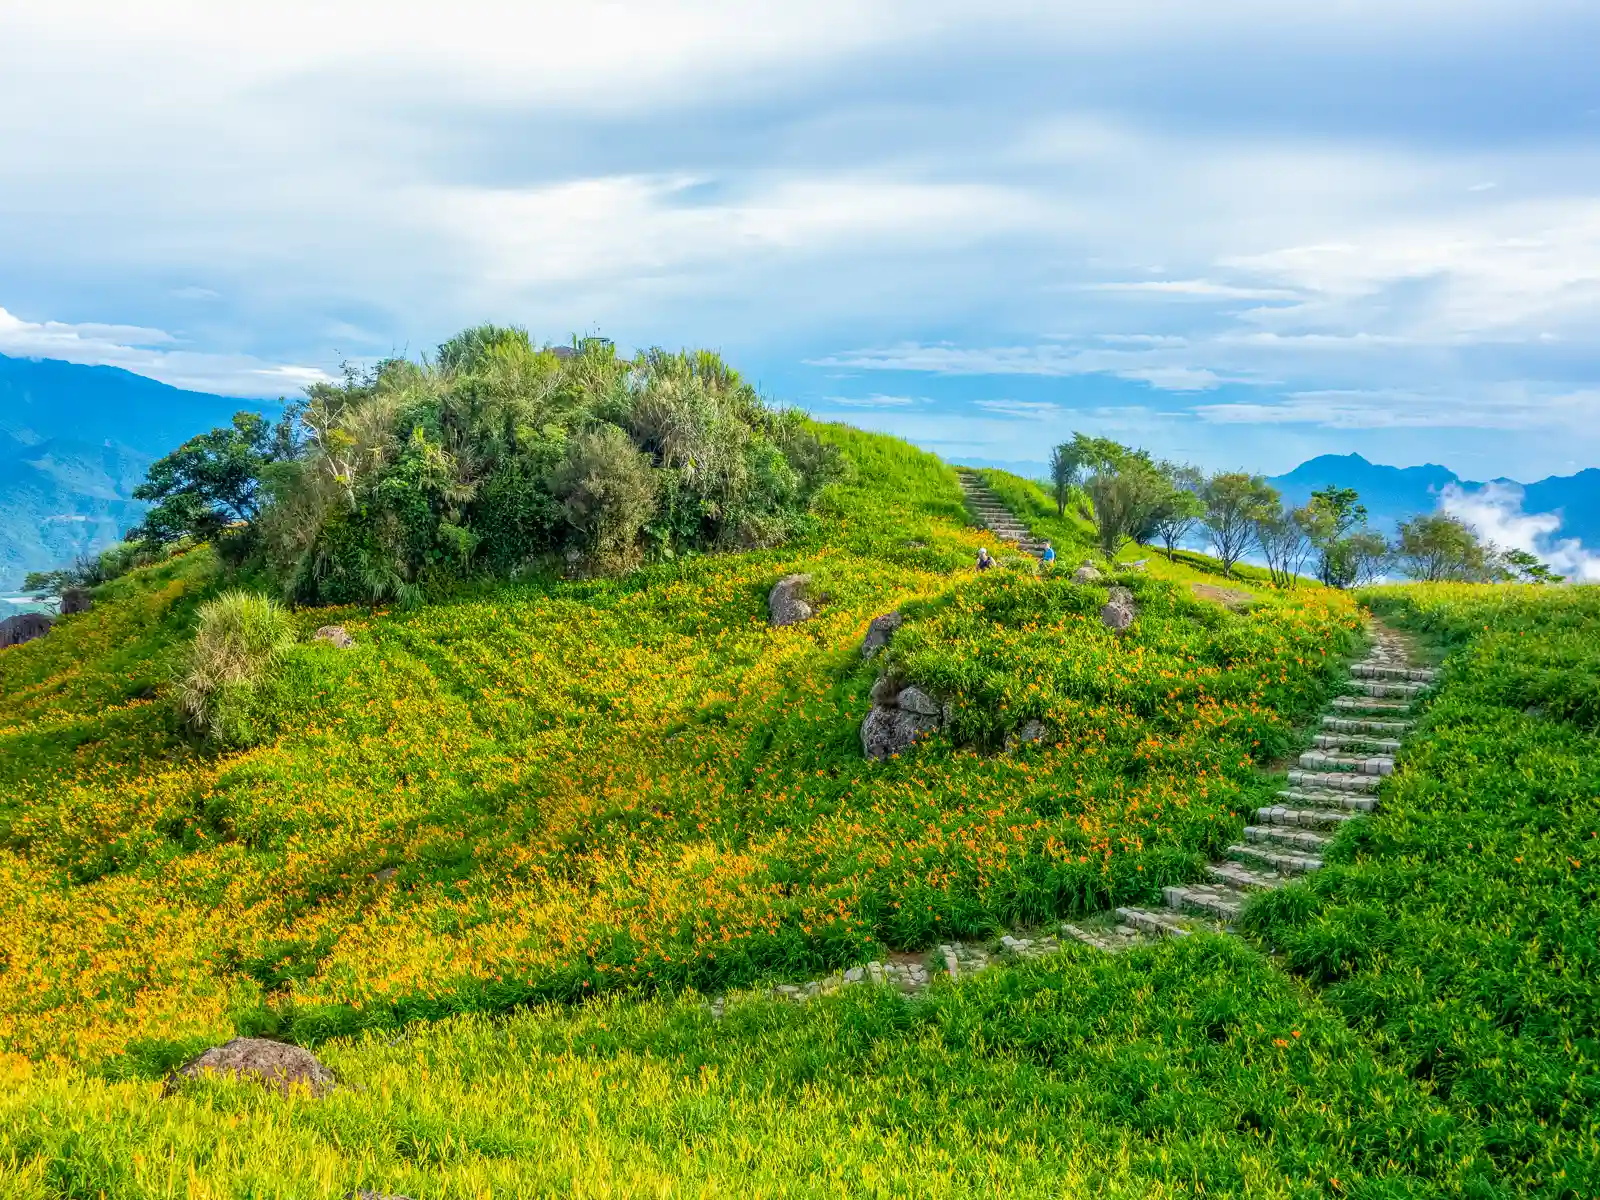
[711,490,1433,1013]
[956,469,1049,559]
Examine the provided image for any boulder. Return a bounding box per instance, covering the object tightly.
[1100,603,1136,633]
[1107,586,1134,608]
[1005,718,1049,752]
[60,588,93,615]
[895,685,941,716]
[768,574,814,627]
[1072,565,1102,584]
[869,672,906,705]
[860,611,903,659]
[861,704,940,761]
[314,625,356,649]
[0,612,53,649]
[166,1037,337,1097]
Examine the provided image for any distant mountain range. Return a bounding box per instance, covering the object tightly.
[3,354,1596,606]
[0,353,269,601]
[1265,453,1600,545]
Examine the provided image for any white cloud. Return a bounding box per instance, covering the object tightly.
[1083,279,1301,300]
[1117,367,1224,390]
[0,306,332,398]
[974,399,1061,419]
[1192,387,1600,431]
[1441,482,1600,582]
[821,393,921,407]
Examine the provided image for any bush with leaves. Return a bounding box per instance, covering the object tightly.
[176,590,297,744]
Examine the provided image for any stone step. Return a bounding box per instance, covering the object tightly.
[1287,769,1381,793]
[1228,843,1323,874]
[1297,750,1394,776]
[1254,803,1360,829]
[1351,663,1437,683]
[1352,679,1428,700]
[1243,824,1332,852]
[1311,733,1401,753]
[1322,716,1413,735]
[1206,860,1289,890]
[1059,921,1149,953]
[1276,788,1378,812]
[1331,696,1414,714]
[1114,906,1193,938]
[1163,881,1248,920]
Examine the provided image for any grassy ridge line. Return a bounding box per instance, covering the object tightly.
[1245,582,1600,1195]
[1,937,1496,1198]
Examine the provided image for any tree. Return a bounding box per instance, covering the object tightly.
[1047,443,1077,518]
[1395,513,1493,582]
[1497,547,1564,584]
[1254,503,1312,588]
[132,412,280,546]
[21,570,73,612]
[1328,530,1391,587]
[1087,456,1170,559]
[1047,433,1127,518]
[1148,462,1205,560]
[1201,472,1279,578]
[1295,486,1376,587]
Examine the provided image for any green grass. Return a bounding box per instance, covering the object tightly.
[1245,582,1600,1194]
[2,937,1496,1198]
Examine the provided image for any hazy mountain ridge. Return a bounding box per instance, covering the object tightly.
[0,352,265,599]
[1266,452,1600,545]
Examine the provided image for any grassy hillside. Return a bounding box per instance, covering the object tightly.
[27,426,1600,1197]
[0,425,1359,1075]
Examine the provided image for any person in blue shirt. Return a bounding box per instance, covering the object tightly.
[1040,541,1056,565]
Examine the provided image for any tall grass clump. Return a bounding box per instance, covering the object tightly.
[176,589,297,743]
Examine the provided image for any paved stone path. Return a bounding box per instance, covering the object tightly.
[957,469,1049,560]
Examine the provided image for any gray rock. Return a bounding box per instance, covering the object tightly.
[861,704,940,760]
[1101,603,1136,632]
[895,685,941,716]
[1107,586,1134,608]
[60,588,93,615]
[313,625,356,649]
[768,574,815,626]
[0,612,53,648]
[869,673,905,705]
[860,611,903,659]
[1073,565,1102,584]
[1006,718,1049,751]
[167,1037,337,1097]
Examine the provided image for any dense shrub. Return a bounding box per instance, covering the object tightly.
[175,590,297,743]
[252,331,840,602]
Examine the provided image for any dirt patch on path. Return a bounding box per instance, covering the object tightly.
[1190,582,1256,610]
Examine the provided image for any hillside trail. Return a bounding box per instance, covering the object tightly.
[727,489,1432,1012]
[956,470,1050,559]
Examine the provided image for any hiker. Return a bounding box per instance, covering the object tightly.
[1040,541,1056,566]
[976,547,995,572]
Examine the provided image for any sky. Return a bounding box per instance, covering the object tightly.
[2,0,1599,482]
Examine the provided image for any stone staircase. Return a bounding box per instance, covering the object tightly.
[956,469,1049,559]
[1062,627,1432,949]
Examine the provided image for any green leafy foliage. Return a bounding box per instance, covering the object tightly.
[1245,582,1600,1192]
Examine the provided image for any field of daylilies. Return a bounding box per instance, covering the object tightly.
[30,425,1600,1197]
[0,426,1358,1074]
